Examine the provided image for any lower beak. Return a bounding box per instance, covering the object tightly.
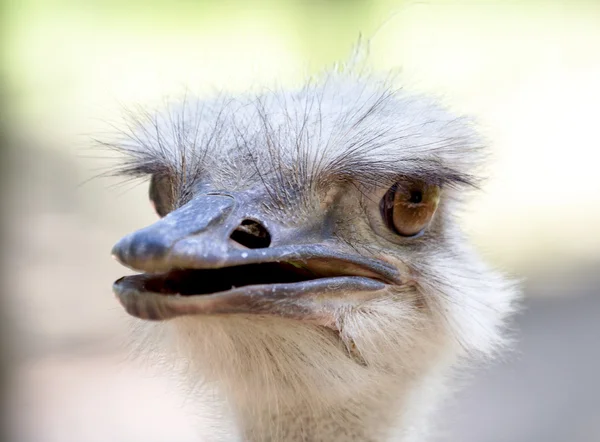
[111,195,398,323]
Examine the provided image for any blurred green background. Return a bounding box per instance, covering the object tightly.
[3,0,600,441]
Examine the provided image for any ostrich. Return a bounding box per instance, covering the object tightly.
[109,71,517,441]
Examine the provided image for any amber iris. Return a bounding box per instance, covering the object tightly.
[380,180,441,237]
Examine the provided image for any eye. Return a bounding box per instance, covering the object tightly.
[149,174,175,217]
[380,180,441,237]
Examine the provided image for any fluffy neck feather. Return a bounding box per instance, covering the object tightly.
[134,298,463,442]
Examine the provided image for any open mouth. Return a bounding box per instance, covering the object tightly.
[113,257,389,321]
[125,262,319,296]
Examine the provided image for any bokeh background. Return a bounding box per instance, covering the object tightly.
[2,0,600,441]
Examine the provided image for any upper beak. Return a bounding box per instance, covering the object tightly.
[112,194,399,323]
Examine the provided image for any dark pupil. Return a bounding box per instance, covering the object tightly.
[408,190,423,204]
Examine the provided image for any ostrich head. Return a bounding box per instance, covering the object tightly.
[109,73,517,441]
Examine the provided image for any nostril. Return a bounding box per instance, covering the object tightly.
[230,219,271,249]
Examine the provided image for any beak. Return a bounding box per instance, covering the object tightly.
[112,194,399,324]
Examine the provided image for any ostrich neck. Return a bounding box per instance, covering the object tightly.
[207,360,448,442]
[165,317,448,441]
[230,380,405,442]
